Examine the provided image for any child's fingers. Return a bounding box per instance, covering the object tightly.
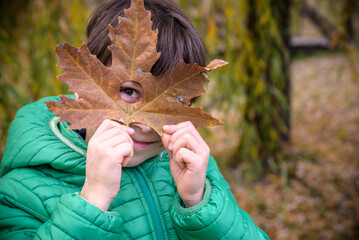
[112,142,134,164]
[171,132,199,157]
[109,122,134,137]
[163,125,177,134]
[171,153,186,169]
[160,132,174,160]
[94,125,133,143]
[93,119,133,138]
[122,156,132,167]
[92,119,119,137]
[170,124,206,150]
[174,147,197,166]
[101,132,133,148]
[124,126,134,135]
[160,131,172,149]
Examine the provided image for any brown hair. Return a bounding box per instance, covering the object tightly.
[86,0,207,76]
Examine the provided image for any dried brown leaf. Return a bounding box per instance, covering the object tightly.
[46,0,226,135]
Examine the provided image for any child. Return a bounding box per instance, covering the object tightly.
[0,0,269,239]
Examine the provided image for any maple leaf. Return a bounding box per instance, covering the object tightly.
[46,0,227,135]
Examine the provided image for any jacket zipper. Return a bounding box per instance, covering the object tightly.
[131,168,166,240]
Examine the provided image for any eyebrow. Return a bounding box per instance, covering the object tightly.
[130,81,141,86]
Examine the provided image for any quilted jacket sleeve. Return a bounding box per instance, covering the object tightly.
[34,193,126,239]
[170,156,270,240]
[0,171,127,240]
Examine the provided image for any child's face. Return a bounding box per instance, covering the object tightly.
[120,81,165,166]
[126,122,164,167]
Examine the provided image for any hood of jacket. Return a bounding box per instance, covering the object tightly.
[1,96,88,177]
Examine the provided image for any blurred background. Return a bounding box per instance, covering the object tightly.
[0,0,358,239]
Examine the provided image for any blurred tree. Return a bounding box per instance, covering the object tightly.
[0,0,92,159]
[294,0,358,79]
[341,0,358,44]
[177,0,291,176]
[341,0,355,43]
[300,0,337,40]
[239,0,291,172]
[339,0,359,82]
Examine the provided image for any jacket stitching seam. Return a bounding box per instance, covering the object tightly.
[51,219,77,239]
[31,183,70,192]
[9,131,39,169]
[39,194,63,203]
[0,214,38,222]
[239,210,249,240]
[3,229,36,239]
[44,149,70,164]
[62,153,86,172]
[58,201,121,234]
[132,230,154,239]
[46,150,83,171]
[28,142,61,166]
[218,205,238,239]
[6,171,45,182]
[7,125,38,166]
[0,192,48,222]
[122,212,147,224]
[7,177,51,219]
[110,197,138,209]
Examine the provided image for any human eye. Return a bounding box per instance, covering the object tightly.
[120,87,140,103]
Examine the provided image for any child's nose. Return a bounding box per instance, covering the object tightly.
[140,124,152,133]
[131,123,153,133]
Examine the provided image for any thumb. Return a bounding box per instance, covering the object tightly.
[161,124,177,149]
[161,132,174,160]
[161,132,171,150]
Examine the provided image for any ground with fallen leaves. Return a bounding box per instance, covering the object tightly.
[223,53,359,240]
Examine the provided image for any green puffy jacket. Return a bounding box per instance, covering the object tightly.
[0,96,269,240]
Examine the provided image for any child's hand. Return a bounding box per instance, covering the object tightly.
[161,121,209,207]
[80,119,134,211]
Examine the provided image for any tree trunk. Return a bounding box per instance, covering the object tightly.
[234,0,291,173]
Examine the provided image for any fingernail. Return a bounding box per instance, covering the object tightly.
[127,127,134,134]
[168,143,173,150]
[163,125,170,131]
